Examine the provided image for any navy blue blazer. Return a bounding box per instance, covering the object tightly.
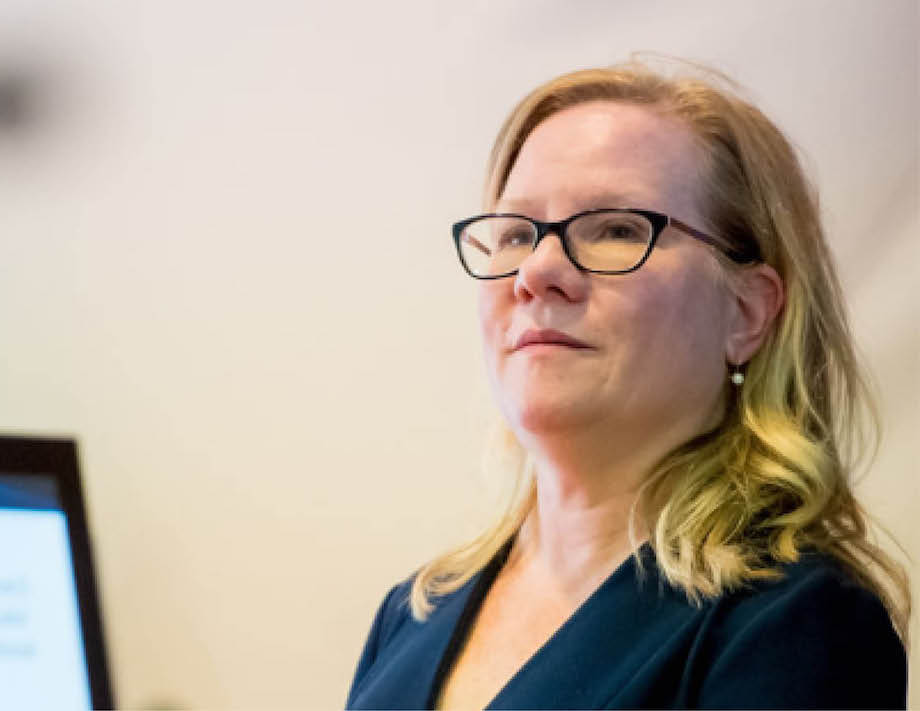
[347,539,906,709]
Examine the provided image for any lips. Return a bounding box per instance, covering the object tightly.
[512,328,591,352]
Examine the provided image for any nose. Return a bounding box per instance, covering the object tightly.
[513,230,589,303]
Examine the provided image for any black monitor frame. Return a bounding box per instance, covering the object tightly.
[0,436,114,710]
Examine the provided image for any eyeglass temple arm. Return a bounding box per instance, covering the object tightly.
[669,217,760,263]
[461,232,492,257]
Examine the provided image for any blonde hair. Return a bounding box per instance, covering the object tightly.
[410,59,910,642]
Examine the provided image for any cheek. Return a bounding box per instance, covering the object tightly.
[641,269,729,386]
[614,262,727,379]
[477,284,509,361]
[599,270,683,342]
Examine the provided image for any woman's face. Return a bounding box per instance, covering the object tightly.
[479,101,735,446]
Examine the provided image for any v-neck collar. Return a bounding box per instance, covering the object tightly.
[425,534,517,708]
[424,535,656,710]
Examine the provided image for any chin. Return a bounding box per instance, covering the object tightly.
[502,396,594,438]
[490,365,607,436]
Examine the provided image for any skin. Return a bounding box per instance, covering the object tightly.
[477,100,784,598]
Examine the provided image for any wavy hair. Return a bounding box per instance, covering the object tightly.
[409,59,910,642]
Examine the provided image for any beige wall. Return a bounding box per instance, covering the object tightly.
[0,0,915,707]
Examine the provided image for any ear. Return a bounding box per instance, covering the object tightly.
[724,263,785,366]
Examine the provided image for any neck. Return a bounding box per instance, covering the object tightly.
[511,431,650,585]
[508,403,723,587]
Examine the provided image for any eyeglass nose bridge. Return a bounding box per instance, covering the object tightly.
[528,216,584,272]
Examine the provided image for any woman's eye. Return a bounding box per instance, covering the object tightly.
[498,231,532,249]
[599,221,644,241]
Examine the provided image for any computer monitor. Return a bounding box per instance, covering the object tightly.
[0,436,114,709]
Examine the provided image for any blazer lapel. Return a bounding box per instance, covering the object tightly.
[347,570,485,710]
[485,544,692,710]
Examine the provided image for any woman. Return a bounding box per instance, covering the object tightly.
[346,60,909,710]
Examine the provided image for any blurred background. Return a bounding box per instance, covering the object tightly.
[0,0,916,707]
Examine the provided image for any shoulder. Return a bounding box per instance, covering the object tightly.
[690,551,906,709]
[710,551,901,648]
[346,575,415,701]
[347,570,481,708]
[363,575,416,658]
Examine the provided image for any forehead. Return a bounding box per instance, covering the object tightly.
[498,101,705,220]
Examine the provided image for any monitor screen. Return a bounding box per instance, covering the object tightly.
[0,439,113,710]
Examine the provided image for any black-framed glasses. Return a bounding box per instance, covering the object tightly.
[451,208,761,279]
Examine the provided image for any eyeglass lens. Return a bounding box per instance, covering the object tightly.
[458,212,653,277]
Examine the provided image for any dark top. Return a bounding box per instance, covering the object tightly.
[346,537,906,709]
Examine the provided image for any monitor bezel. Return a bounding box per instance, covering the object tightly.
[0,435,115,710]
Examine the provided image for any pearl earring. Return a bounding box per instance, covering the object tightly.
[730,364,745,386]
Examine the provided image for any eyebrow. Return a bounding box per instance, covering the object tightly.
[494,192,646,214]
